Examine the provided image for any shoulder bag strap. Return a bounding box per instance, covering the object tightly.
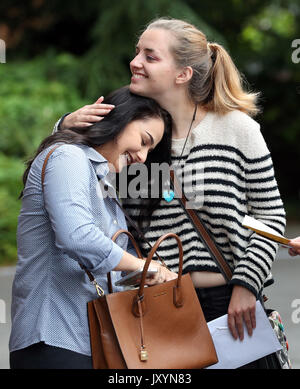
[170,169,233,283]
[41,144,107,295]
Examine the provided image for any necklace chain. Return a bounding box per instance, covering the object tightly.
[176,105,198,167]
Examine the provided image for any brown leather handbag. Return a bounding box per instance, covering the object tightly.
[86,230,218,369]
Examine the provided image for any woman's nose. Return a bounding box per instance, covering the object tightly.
[130,53,142,69]
[136,149,148,163]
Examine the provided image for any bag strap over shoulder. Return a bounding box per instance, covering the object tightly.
[41,144,61,184]
[41,144,108,295]
[170,169,233,283]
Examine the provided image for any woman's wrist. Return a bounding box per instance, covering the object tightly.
[58,113,71,131]
[113,250,144,272]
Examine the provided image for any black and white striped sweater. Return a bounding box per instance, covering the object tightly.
[123,110,286,297]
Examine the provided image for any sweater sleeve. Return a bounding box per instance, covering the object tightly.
[229,125,286,297]
[52,113,70,134]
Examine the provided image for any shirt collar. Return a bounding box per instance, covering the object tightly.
[76,144,110,179]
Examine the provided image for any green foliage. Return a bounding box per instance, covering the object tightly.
[0,51,87,158]
[242,5,296,52]
[0,51,88,264]
[0,154,23,264]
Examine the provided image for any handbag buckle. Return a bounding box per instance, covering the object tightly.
[92,280,105,297]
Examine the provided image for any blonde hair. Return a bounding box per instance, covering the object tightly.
[145,17,260,116]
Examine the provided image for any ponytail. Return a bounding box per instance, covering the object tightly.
[205,42,260,116]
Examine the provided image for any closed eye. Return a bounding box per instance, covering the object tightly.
[146,55,156,61]
[146,131,154,146]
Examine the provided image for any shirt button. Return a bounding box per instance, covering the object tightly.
[113,220,118,225]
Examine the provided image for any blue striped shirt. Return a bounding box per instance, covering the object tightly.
[9,144,131,356]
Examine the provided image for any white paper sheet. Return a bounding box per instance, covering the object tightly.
[206,301,282,369]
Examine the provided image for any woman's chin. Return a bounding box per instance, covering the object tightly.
[129,82,144,96]
[113,159,128,173]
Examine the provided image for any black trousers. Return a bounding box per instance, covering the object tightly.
[195,284,281,369]
[10,342,93,369]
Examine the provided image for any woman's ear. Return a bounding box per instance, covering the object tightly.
[175,66,193,85]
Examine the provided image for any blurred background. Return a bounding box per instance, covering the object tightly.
[0,0,300,370]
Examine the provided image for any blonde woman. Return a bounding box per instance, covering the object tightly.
[55,17,286,368]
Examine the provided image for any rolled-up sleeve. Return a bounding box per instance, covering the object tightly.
[43,145,124,274]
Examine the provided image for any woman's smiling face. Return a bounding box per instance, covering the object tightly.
[98,116,164,172]
[129,28,180,101]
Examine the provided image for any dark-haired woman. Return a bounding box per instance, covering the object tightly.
[9,87,177,369]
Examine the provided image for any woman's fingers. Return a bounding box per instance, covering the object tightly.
[243,308,256,338]
[95,96,104,104]
[78,105,115,122]
[144,264,177,285]
[79,114,105,123]
[289,238,300,256]
[61,101,115,129]
[228,310,256,341]
[88,105,115,114]
[227,285,256,340]
[289,248,297,256]
[228,310,243,340]
[144,266,162,286]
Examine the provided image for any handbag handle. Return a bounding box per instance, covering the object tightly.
[102,229,143,294]
[132,232,184,317]
[111,229,143,258]
[131,232,184,361]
